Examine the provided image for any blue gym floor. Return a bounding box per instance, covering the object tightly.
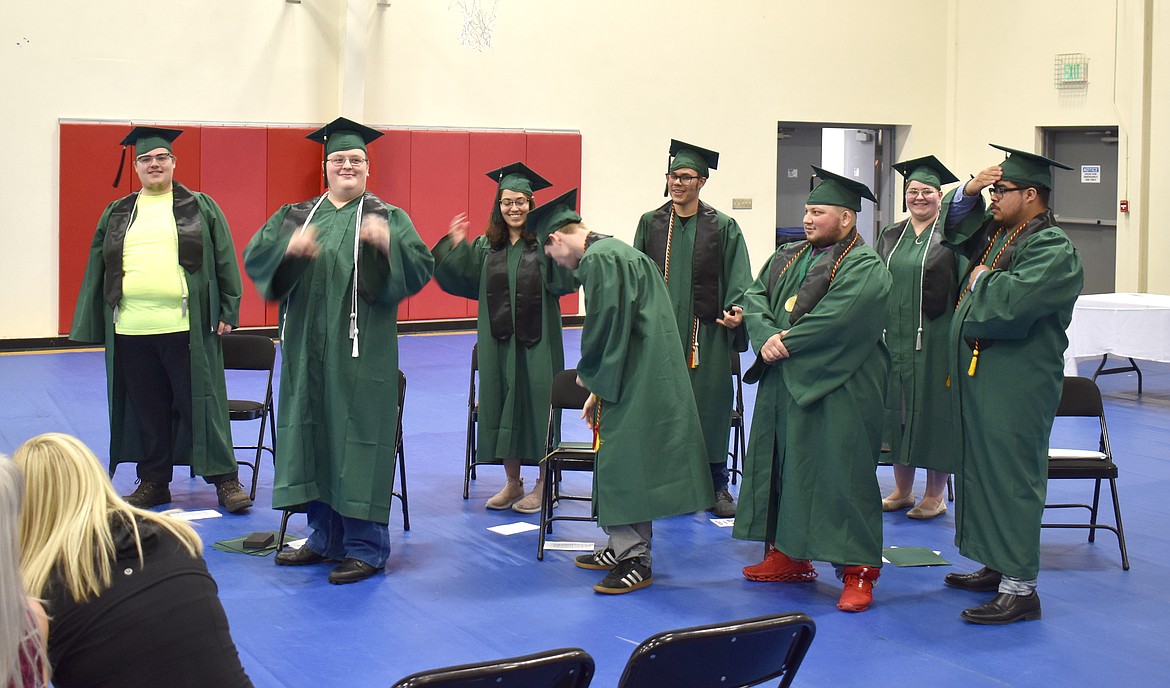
[2,329,1168,687]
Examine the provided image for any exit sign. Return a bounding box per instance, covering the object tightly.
[1055,53,1090,89]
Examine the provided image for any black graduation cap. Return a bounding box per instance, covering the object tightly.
[113,126,183,188]
[306,117,384,155]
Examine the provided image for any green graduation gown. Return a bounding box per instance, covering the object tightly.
[574,235,714,527]
[943,192,1083,580]
[876,217,960,472]
[243,193,433,524]
[733,236,891,567]
[431,235,577,464]
[634,203,753,467]
[70,183,242,477]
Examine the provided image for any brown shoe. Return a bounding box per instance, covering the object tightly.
[486,478,524,510]
[215,479,253,513]
[511,481,544,514]
[123,481,171,509]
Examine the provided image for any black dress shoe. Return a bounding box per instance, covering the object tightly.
[275,545,330,566]
[944,566,1003,592]
[961,592,1042,625]
[328,558,383,585]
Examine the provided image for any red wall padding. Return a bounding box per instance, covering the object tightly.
[58,123,582,332]
[528,132,583,315]
[200,127,268,328]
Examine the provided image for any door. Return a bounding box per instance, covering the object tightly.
[776,122,894,247]
[1044,128,1118,294]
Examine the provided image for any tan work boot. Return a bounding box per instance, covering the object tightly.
[512,480,545,514]
[486,478,524,509]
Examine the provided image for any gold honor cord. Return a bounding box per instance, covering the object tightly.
[591,399,602,451]
[955,222,1027,378]
[664,207,701,368]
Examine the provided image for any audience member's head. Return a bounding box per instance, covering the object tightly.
[1,455,47,688]
[13,433,200,602]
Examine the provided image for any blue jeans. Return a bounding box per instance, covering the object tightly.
[305,501,391,568]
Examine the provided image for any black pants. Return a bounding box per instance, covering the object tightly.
[115,332,235,485]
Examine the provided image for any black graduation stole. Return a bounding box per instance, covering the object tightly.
[875,219,956,320]
[280,192,392,304]
[585,232,611,249]
[485,240,544,348]
[768,229,864,325]
[644,201,722,322]
[959,209,1053,286]
[102,182,204,307]
[956,209,1054,354]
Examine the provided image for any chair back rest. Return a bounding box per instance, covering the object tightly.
[468,344,479,406]
[391,647,594,688]
[221,333,276,371]
[551,369,591,411]
[729,348,744,412]
[1055,376,1104,418]
[617,613,816,688]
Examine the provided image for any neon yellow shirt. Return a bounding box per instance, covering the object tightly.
[116,192,190,335]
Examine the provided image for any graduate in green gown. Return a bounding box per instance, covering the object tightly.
[70,126,250,514]
[633,140,753,518]
[431,163,578,513]
[875,156,961,520]
[733,167,891,613]
[940,145,1083,624]
[243,118,434,585]
[536,190,713,595]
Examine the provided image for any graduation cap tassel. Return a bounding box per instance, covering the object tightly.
[113,146,128,188]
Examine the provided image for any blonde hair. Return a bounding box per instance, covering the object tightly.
[13,433,202,602]
[1,456,47,688]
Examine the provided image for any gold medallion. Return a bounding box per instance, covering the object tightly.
[784,295,797,312]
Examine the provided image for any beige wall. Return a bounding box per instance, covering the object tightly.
[0,0,1162,339]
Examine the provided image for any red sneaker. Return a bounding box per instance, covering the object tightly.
[837,566,880,612]
[742,546,818,582]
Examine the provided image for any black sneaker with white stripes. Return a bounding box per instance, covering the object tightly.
[574,548,619,570]
[593,558,653,594]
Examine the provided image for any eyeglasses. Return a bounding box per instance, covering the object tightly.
[905,188,937,199]
[326,156,368,167]
[135,153,173,165]
[499,198,529,209]
[989,185,1029,198]
[666,173,701,184]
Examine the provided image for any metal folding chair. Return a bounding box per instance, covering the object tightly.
[536,368,595,561]
[221,333,277,500]
[277,369,410,549]
[390,647,594,688]
[616,612,816,688]
[1044,376,1129,570]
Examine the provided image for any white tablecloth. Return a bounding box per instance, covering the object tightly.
[1063,293,1170,375]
